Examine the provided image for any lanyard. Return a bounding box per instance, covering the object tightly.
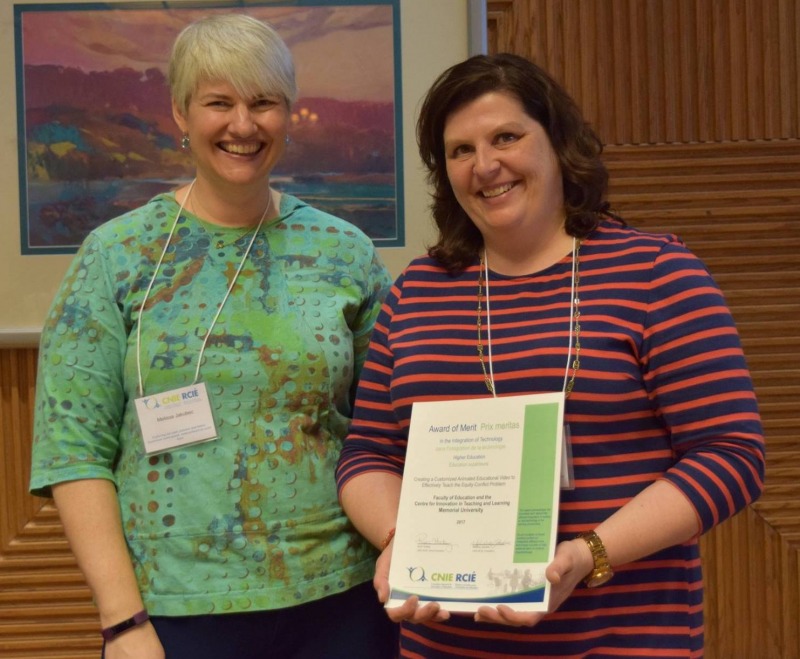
[479,237,579,398]
[135,180,270,396]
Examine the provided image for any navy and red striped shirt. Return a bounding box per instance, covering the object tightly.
[336,219,764,658]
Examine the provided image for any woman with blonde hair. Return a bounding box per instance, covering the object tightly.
[31,14,396,658]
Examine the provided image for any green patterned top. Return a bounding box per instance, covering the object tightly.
[30,191,392,615]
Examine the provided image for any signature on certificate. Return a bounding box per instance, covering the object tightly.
[471,538,511,553]
[416,533,456,552]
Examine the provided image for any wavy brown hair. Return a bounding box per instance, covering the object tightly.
[417,53,615,273]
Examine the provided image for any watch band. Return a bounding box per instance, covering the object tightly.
[101,609,149,641]
[577,530,614,587]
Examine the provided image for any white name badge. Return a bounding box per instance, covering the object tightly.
[561,423,576,490]
[135,382,218,454]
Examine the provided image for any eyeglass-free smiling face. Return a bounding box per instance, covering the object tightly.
[172,79,289,195]
[443,90,569,272]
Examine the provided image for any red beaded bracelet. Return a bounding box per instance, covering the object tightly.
[101,609,149,641]
[379,527,396,551]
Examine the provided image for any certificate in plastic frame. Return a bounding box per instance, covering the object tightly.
[387,392,564,612]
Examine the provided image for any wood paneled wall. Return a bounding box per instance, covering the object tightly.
[489,0,799,143]
[1,348,103,657]
[488,1,800,657]
[2,1,799,657]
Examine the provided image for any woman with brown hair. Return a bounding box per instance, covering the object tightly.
[336,53,764,658]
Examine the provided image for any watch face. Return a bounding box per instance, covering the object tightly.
[586,567,614,588]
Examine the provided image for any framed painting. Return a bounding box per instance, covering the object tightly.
[0,0,485,344]
[14,0,403,255]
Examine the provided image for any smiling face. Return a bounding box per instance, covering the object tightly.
[173,79,289,194]
[443,91,566,259]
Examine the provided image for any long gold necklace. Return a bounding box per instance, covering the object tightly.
[476,266,495,394]
[477,240,581,397]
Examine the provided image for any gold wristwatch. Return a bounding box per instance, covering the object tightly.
[577,531,614,587]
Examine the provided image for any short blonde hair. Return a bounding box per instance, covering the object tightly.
[168,14,297,114]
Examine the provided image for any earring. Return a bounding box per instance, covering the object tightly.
[284,135,291,145]
[181,134,190,150]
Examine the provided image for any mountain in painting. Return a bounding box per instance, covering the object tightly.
[22,64,396,182]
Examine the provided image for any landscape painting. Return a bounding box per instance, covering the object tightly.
[14,1,402,254]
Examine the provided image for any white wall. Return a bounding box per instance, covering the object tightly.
[0,0,473,344]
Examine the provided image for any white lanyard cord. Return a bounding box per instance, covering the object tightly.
[136,180,269,396]
[483,236,578,397]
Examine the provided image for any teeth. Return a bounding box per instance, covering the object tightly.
[482,183,513,198]
[222,143,261,155]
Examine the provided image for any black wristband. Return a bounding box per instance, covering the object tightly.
[101,610,149,641]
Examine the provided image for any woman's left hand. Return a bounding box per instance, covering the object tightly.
[474,538,589,627]
[374,540,451,624]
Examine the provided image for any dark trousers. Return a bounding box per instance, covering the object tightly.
[102,582,398,658]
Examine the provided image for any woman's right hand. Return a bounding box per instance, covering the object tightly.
[52,481,163,657]
[373,541,450,624]
[104,621,165,659]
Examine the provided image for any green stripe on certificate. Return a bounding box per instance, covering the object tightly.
[514,402,560,562]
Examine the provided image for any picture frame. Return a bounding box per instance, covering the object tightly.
[0,0,486,345]
[16,0,403,255]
